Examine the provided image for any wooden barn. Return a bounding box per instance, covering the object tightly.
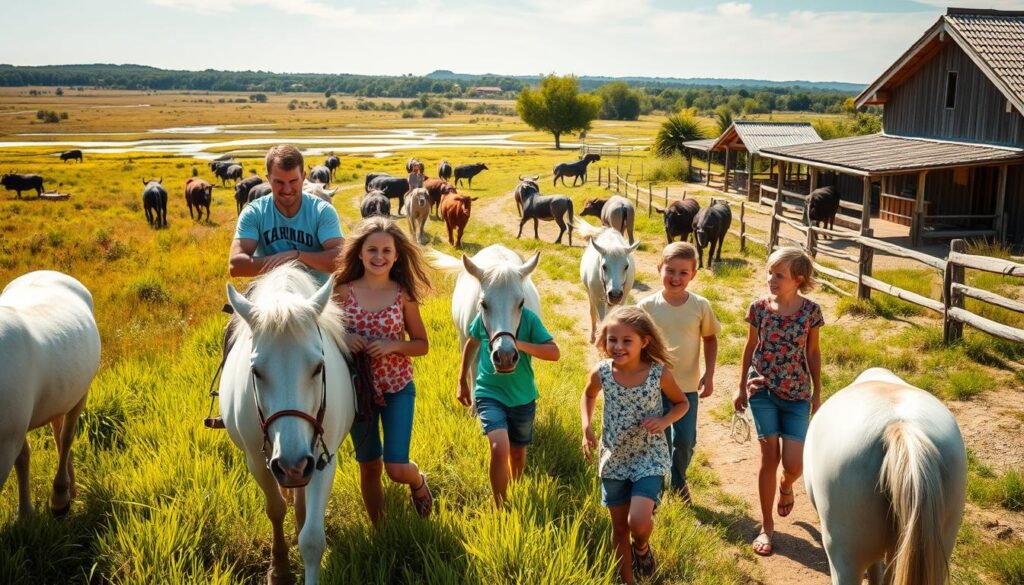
[760,8,1024,248]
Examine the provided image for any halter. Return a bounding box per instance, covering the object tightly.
[251,326,334,474]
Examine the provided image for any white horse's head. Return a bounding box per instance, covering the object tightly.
[226,266,343,488]
[463,251,540,373]
[589,234,639,306]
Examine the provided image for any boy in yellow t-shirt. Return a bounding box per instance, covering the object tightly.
[637,242,721,503]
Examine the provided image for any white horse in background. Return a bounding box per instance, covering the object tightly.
[428,245,540,382]
[405,187,431,245]
[220,264,354,585]
[0,270,100,518]
[805,368,967,585]
[575,218,639,342]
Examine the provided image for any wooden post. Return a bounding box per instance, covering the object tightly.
[912,170,928,247]
[597,167,602,187]
[740,201,747,252]
[616,173,620,194]
[858,228,874,300]
[805,217,818,258]
[944,239,967,344]
[996,164,1008,242]
[648,183,653,217]
[809,167,818,192]
[861,176,872,233]
[724,148,731,193]
[635,181,640,206]
[769,161,786,250]
[746,153,754,200]
[665,186,669,207]
[706,152,712,186]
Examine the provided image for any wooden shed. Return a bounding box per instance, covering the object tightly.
[760,8,1024,247]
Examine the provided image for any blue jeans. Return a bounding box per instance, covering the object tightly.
[601,475,664,507]
[662,392,699,490]
[748,390,811,443]
[475,397,537,446]
[350,381,416,464]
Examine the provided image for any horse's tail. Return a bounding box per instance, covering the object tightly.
[879,420,949,585]
[566,199,575,232]
[425,248,464,274]
[572,216,602,240]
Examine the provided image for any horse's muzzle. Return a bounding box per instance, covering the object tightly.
[270,454,316,488]
[607,289,624,305]
[491,348,519,373]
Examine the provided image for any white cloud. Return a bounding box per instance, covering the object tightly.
[717,2,752,17]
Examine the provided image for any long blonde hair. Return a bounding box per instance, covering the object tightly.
[333,217,431,302]
[594,306,674,369]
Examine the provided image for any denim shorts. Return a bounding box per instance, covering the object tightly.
[748,390,811,443]
[474,397,537,446]
[601,475,664,507]
[350,381,416,464]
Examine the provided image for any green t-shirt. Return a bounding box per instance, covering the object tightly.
[468,308,553,407]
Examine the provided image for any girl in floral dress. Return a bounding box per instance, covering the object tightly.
[581,306,688,584]
[734,247,823,556]
[333,217,433,525]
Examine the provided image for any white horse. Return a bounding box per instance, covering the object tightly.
[804,368,967,585]
[0,270,100,518]
[575,218,639,342]
[220,264,354,585]
[405,187,431,245]
[429,245,540,380]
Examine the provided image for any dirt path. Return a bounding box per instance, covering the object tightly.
[469,186,1024,583]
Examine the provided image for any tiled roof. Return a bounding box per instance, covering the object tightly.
[945,10,1024,109]
[760,133,1024,176]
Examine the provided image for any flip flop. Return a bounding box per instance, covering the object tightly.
[410,473,433,518]
[632,542,656,577]
[778,487,795,517]
[752,531,773,556]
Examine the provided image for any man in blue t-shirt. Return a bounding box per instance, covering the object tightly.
[228,144,343,285]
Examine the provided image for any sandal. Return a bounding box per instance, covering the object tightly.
[777,486,795,518]
[409,473,433,518]
[632,542,656,577]
[752,531,773,556]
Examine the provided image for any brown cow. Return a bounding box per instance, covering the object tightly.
[185,177,213,222]
[423,177,457,218]
[439,194,479,248]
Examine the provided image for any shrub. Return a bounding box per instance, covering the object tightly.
[130,274,171,303]
[654,113,704,157]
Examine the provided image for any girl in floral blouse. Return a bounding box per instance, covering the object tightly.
[581,306,688,585]
[333,217,433,524]
[734,247,823,557]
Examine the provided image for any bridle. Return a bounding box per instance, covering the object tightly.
[251,326,334,474]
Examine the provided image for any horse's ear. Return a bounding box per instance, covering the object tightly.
[227,283,256,326]
[462,255,485,282]
[309,277,335,315]
[629,241,641,252]
[653,205,664,214]
[590,239,608,256]
[519,252,540,278]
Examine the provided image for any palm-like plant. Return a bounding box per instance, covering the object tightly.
[714,106,734,136]
[654,113,705,157]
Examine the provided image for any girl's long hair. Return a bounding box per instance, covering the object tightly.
[333,217,431,302]
[594,306,674,369]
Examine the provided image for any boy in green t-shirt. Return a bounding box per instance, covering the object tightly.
[457,307,560,506]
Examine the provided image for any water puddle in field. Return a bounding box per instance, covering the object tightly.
[0,128,538,158]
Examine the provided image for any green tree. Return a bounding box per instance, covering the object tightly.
[516,74,601,149]
[249,93,267,103]
[713,105,734,136]
[597,81,641,120]
[325,97,338,110]
[654,113,705,157]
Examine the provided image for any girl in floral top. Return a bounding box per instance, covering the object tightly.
[333,217,433,524]
[734,247,823,557]
[581,306,688,585]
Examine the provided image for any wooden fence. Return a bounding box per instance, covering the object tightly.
[593,167,672,216]
[731,192,1024,345]
[578,144,646,158]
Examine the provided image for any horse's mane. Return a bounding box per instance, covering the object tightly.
[240,263,348,352]
[481,262,526,291]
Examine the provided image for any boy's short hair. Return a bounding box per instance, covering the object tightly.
[660,241,698,269]
[767,247,817,293]
[266,144,305,175]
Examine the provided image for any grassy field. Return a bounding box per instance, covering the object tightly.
[0,90,1021,584]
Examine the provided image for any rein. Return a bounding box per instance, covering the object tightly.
[251,325,334,473]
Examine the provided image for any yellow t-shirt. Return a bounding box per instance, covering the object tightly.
[637,290,721,393]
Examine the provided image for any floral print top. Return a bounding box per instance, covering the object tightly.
[745,297,824,401]
[342,288,413,396]
[598,360,671,481]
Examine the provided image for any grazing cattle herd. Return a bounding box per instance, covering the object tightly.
[2,152,843,262]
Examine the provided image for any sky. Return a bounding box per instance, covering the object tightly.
[3,1,1024,84]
